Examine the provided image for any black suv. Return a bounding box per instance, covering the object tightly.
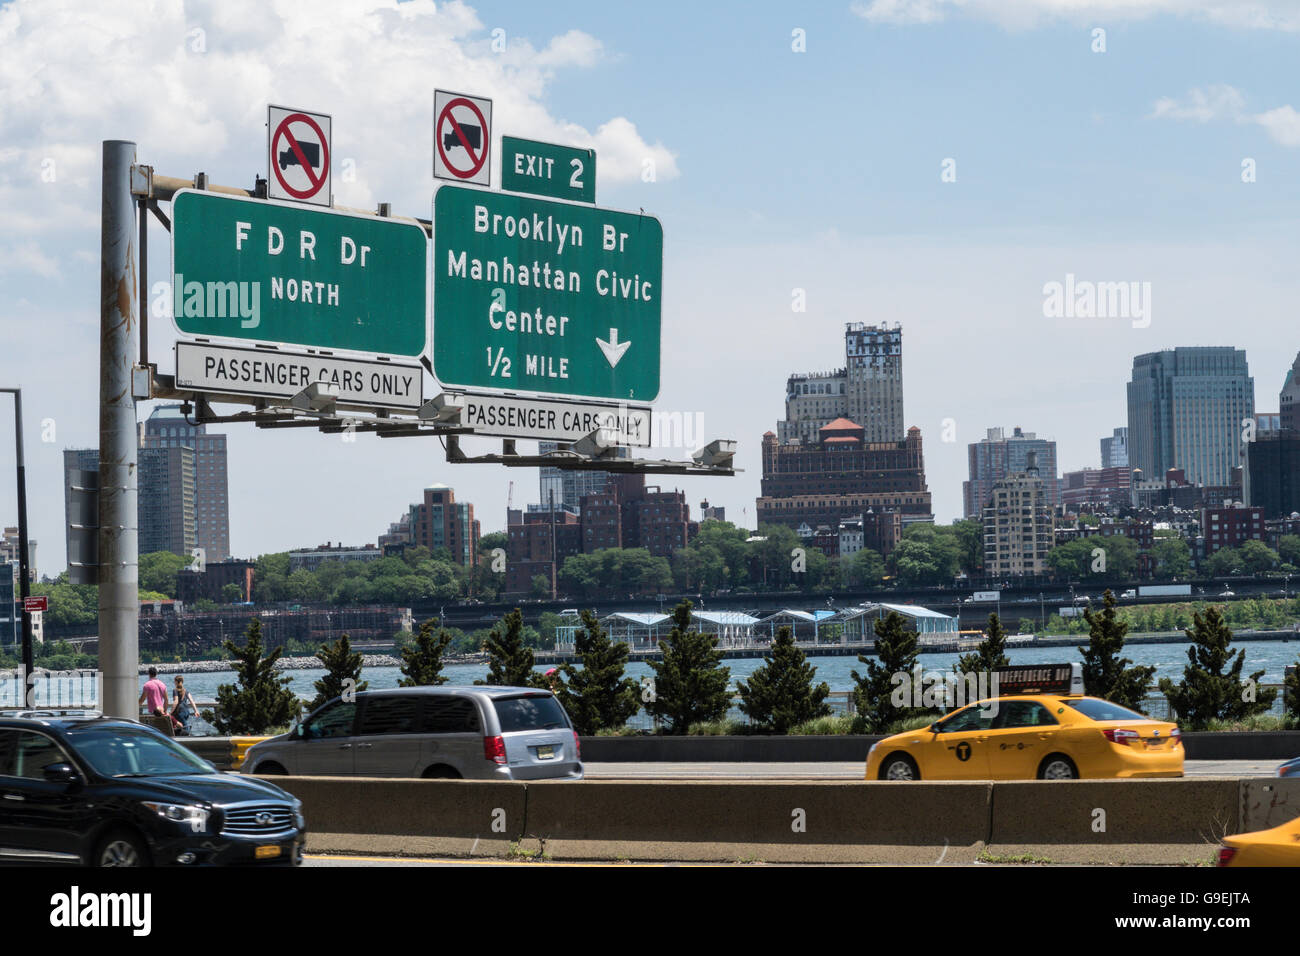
[0,714,305,866]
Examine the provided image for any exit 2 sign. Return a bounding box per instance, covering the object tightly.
[501,136,595,204]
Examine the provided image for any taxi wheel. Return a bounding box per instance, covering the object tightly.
[1037,754,1078,780]
[879,754,920,781]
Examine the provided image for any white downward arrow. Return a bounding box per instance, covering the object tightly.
[597,328,631,368]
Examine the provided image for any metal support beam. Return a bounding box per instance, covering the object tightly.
[99,140,140,719]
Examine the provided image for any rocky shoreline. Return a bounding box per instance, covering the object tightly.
[140,654,489,674]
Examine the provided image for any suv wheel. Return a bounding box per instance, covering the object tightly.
[96,829,149,867]
[253,761,287,775]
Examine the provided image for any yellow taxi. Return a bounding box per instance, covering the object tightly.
[865,694,1184,781]
[1217,815,1300,867]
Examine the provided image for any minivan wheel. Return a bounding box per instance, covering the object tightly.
[96,829,149,867]
[253,761,287,775]
[422,765,462,779]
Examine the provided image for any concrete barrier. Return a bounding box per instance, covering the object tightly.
[517,780,992,863]
[228,774,1294,863]
[273,776,528,858]
[1182,731,1300,761]
[988,779,1239,845]
[1239,777,1300,832]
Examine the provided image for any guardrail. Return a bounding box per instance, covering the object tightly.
[258,776,1300,863]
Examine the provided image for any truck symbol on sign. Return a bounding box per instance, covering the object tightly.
[278,141,321,171]
[443,123,481,152]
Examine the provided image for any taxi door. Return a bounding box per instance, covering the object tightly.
[981,699,1060,779]
[926,704,994,779]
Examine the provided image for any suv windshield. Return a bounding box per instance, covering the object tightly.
[1065,698,1151,722]
[493,694,569,733]
[67,725,215,777]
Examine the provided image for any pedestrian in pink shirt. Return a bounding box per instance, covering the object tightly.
[138,667,169,718]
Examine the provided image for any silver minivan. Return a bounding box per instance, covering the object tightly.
[240,686,583,781]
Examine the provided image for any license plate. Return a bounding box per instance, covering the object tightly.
[255,845,282,860]
[536,745,555,759]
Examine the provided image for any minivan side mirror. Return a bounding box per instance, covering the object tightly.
[44,763,80,784]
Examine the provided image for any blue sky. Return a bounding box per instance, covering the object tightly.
[2,0,1300,572]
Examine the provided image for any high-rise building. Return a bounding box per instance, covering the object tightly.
[0,561,17,647]
[1279,351,1300,434]
[137,445,196,557]
[0,528,36,582]
[776,323,904,446]
[142,405,231,561]
[409,485,479,566]
[845,323,904,443]
[778,369,848,445]
[64,445,196,562]
[1059,466,1131,513]
[982,454,1054,577]
[537,441,628,513]
[1127,348,1254,489]
[1244,350,1300,519]
[1100,427,1128,469]
[963,427,1059,518]
[757,421,931,552]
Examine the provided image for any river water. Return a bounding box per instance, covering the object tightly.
[166,638,1300,703]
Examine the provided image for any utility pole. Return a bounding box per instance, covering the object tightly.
[99,140,140,718]
[0,389,33,698]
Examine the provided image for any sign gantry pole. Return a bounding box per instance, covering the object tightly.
[99,140,140,719]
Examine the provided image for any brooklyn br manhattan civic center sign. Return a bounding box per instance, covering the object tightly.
[432,184,663,403]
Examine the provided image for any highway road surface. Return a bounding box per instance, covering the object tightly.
[582,759,1282,779]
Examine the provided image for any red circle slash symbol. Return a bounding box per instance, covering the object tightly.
[436,98,489,179]
[272,113,330,200]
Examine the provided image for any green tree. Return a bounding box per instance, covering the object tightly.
[956,612,1010,676]
[1284,654,1300,722]
[1152,537,1191,580]
[951,518,985,577]
[221,582,244,604]
[309,633,368,712]
[207,618,301,735]
[737,626,831,733]
[399,619,454,686]
[1078,589,1156,710]
[530,574,551,599]
[850,611,936,732]
[1203,547,1243,579]
[1277,535,1300,568]
[555,611,640,735]
[139,551,188,598]
[646,600,731,733]
[1238,540,1279,574]
[479,608,539,687]
[1158,606,1277,729]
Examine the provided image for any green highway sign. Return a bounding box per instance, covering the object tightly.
[432,184,662,402]
[171,189,428,356]
[501,136,596,203]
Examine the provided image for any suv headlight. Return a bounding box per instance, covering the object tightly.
[141,801,210,833]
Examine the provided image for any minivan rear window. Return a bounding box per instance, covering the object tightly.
[422,697,480,734]
[493,694,569,733]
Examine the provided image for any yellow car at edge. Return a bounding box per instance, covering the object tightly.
[1218,815,1300,866]
[865,695,1184,781]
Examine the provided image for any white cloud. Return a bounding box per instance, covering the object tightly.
[1150,84,1247,123]
[0,0,680,570]
[1150,85,1300,147]
[851,0,1300,31]
[1254,105,1300,146]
